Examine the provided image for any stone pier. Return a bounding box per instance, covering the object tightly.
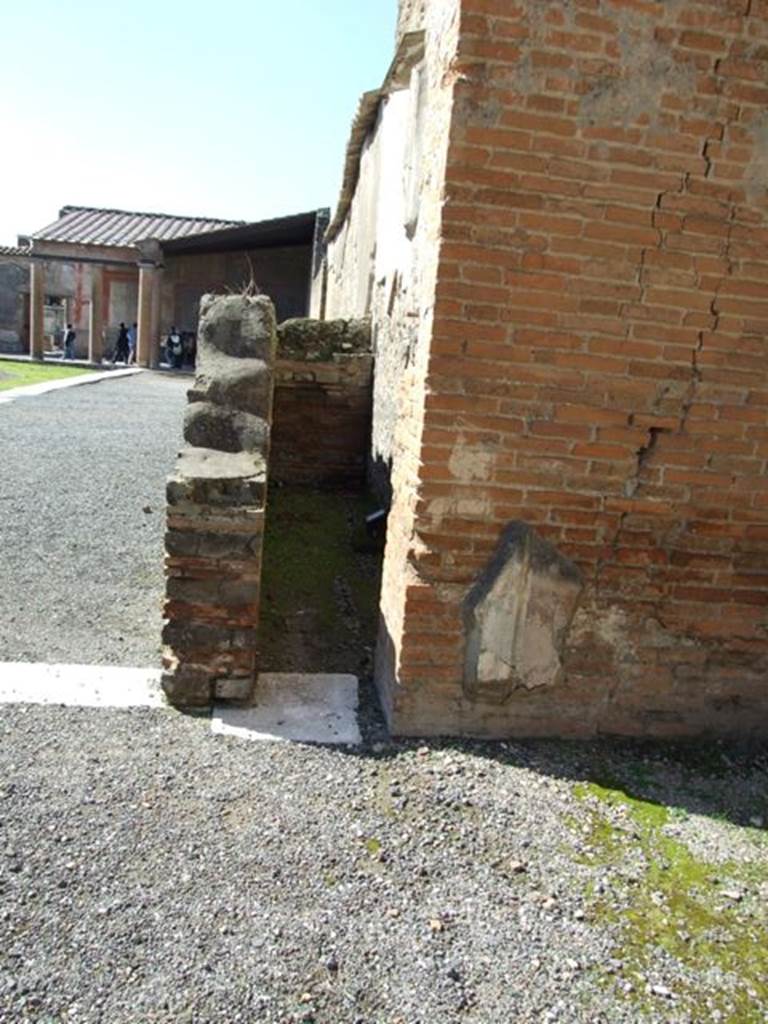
[161,293,276,708]
[29,261,45,360]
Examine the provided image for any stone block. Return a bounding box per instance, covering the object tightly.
[166,448,266,509]
[198,293,277,361]
[195,529,262,561]
[214,676,254,701]
[277,317,371,361]
[162,618,259,653]
[165,530,200,558]
[183,401,269,453]
[188,358,272,417]
[463,522,583,703]
[160,663,212,707]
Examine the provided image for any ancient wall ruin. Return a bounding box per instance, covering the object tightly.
[162,293,275,707]
[324,0,768,738]
[271,318,373,487]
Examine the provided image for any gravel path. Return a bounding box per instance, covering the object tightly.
[0,372,187,667]
[0,702,766,1024]
[1,371,767,1023]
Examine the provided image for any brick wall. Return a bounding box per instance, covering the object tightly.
[269,317,373,487]
[271,354,373,487]
[382,0,768,737]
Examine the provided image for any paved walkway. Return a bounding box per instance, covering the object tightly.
[0,372,187,667]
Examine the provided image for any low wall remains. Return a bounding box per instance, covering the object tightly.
[271,318,372,487]
[162,293,276,708]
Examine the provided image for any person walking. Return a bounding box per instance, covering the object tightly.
[113,322,130,363]
[63,323,76,360]
[126,322,138,364]
[166,326,183,370]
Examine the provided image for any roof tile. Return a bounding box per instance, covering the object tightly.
[31,205,244,247]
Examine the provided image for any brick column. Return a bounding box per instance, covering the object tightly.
[29,261,45,360]
[161,294,276,708]
[88,266,104,364]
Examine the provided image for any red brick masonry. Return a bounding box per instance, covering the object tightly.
[381,0,768,737]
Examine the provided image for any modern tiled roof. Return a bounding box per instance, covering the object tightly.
[31,206,244,247]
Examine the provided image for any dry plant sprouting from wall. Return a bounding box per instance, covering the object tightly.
[227,254,261,298]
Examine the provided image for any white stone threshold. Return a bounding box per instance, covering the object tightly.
[0,663,360,745]
[0,366,144,405]
[212,673,360,745]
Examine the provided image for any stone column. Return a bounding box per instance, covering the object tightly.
[149,264,163,369]
[88,266,104,365]
[29,261,45,360]
[136,262,156,368]
[162,294,277,708]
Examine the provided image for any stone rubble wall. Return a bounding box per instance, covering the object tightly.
[161,294,276,707]
[271,317,373,487]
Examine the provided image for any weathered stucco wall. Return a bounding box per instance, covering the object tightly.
[324,0,459,503]
[397,0,426,39]
[323,0,462,727]
[0,258,29,351]
[389,0,768,737]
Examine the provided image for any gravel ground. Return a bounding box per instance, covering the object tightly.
[0,701,766,1024]
[1,370,767,1023]
[0,372,187,667]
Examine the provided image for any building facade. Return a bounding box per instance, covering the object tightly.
[1,206,327,363]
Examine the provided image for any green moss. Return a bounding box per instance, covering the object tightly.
[573,781,768,1022]
[259,485,381,672]
[365,837,382,857]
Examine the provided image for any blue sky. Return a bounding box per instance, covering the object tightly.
[0,0,396,243]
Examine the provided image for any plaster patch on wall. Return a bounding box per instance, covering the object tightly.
[463,522,583,703]
[426,494,492,527]
[744,110,768,206]
[579,3,693,128]
[448,438,495,482]
[458,0,694,133]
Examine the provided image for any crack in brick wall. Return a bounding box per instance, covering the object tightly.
[380,0,768,737]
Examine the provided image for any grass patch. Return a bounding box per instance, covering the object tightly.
[574,780,768,1022]
[0,359,96,392]
[259,485,382,673]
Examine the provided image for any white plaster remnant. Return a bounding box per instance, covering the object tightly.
[448,440,495,482]
[0,662,166,707]
[211,673,361,745]
[427,495,492,527]
[463,524,583,701]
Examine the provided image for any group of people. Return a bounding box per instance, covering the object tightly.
[112,322,138,364]
[59,320,195,369]
[163,326,196,369]
[111,322,196,368]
